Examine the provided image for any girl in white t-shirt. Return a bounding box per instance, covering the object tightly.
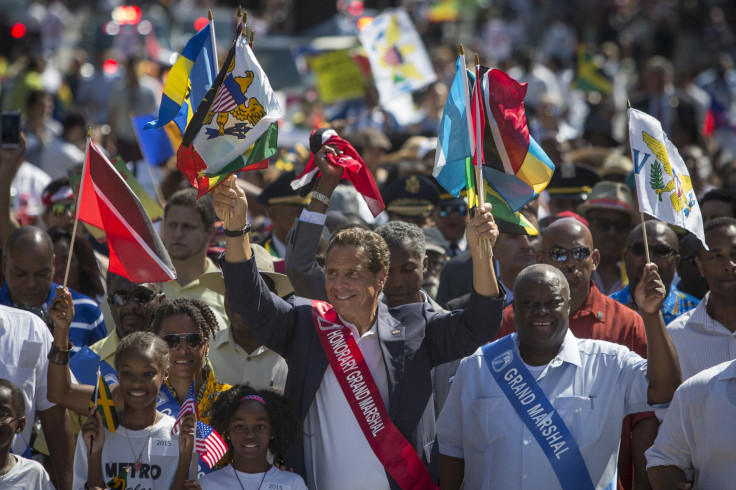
[187,385,307,490]
[73,331,194,490]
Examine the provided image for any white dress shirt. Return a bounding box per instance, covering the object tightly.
[304,317,391,489]
[437,331,651,490]
[667,293,736,381]
[646,359,736,489]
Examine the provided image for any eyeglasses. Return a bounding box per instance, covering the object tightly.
[591,217,630,234]
[546,246,592,262]
[160,333,205,350]
[627,243,677,259]
[437,204,468,218]
[109,288,157,307]
[0,412,19,425]
[50,202,75,217]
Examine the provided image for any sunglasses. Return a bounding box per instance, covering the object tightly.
[161,333,205,350]
[627,243,677,259]
[591,217,630,234]
[50,202,75,217]
[437,204,468,218]
[546,246,593,262]
[0,412,19,426]
[109,288,157,307]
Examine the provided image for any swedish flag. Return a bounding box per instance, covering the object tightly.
[146,22,217,133]
[90,372,119,433]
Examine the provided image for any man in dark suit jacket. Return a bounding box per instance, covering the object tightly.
[213,165,504,488]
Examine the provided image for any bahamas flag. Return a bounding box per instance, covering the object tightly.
[479,66,555,212]
[433,54,474,197]
[146,22,218,133]
[178,27,282,196]
[90,369,119,433]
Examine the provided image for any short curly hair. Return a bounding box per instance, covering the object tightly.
[150,298,220,340]
[208,384,301,457]
[114,331,169,372]
[326,226,390,274]
[376,220,426,261]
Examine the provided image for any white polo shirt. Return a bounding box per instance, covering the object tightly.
[304,317,390,490]
[0,306,55,455]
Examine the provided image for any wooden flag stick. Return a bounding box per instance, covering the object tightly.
[191,374,198,482]
[640,212,651,263]
[249,29,255,47]
[89,366,101,456]
[64,129,91,288]
[472,53,492,258]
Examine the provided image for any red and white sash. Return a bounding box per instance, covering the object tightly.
[311,300,438,490]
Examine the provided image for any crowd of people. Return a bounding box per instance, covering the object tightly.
[0,1,735,489]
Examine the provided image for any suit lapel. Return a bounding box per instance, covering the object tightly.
[376,303,405,416]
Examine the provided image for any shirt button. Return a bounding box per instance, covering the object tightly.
[523,474,528,480]
[597,311,603,319]
[246,357,251,362]
[523,439,530,445]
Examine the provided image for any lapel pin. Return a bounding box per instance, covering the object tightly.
[391,329,400,335]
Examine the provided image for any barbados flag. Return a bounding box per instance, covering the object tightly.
[478,66,555,212]
[146,22,217,134]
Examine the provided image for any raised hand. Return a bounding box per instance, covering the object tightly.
[634,263,666,315]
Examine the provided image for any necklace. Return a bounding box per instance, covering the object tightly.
[233,465,268,490]
[122,412,156,472]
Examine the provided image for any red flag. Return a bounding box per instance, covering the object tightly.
[76,139,177,283]
[291,129,385,217]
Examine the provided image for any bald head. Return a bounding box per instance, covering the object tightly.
[514,264,571,301]
[626,221,678,250]
[2,227,55,307]
[542,218,594,249]
[5,226,54,258]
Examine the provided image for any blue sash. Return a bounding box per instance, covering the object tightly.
[482,336,595,490]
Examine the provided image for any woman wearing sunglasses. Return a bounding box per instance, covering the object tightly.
[150,298,231,427]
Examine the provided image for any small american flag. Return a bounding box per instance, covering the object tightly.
[195,420,228,469]
[171,382,197,435]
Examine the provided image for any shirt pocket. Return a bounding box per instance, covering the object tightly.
[468,397,512,446]
[555,395,599,449]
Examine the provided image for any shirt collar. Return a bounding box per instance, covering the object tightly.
[716,359,736,381]
[512,329,582,369]
[571,281,607,324]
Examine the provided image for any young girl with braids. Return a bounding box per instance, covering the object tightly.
[186,385,306,490]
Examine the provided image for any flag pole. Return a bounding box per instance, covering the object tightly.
[191,375,198,482]
[249,29,255,48]
[208,10,219,71]
[473,52,492,259]
[89,366,101,456]
[627,99,650,263]
[64,129,91,288]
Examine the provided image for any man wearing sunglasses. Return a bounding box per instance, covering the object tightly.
[433,193,469,259]
[90,273,164,368]
[494,218,654,490]
[611,220,699,325]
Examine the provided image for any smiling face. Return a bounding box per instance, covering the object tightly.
[325,244,386,326]
[116,348,168,411]
[157,313,208,382]
[513,268,571,365]
[228,400,272,472]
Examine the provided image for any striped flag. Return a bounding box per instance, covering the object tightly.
[478,66,555,211]
[90,370,119,433]
[106,467,128,489]
[195,421,228,469]
[75,139,176,283]
[146,22,218,133]
[171,381,197,435]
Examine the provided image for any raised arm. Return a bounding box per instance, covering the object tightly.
[284,145,342,301]
[47,286,98,414]
[634,263,682,405]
